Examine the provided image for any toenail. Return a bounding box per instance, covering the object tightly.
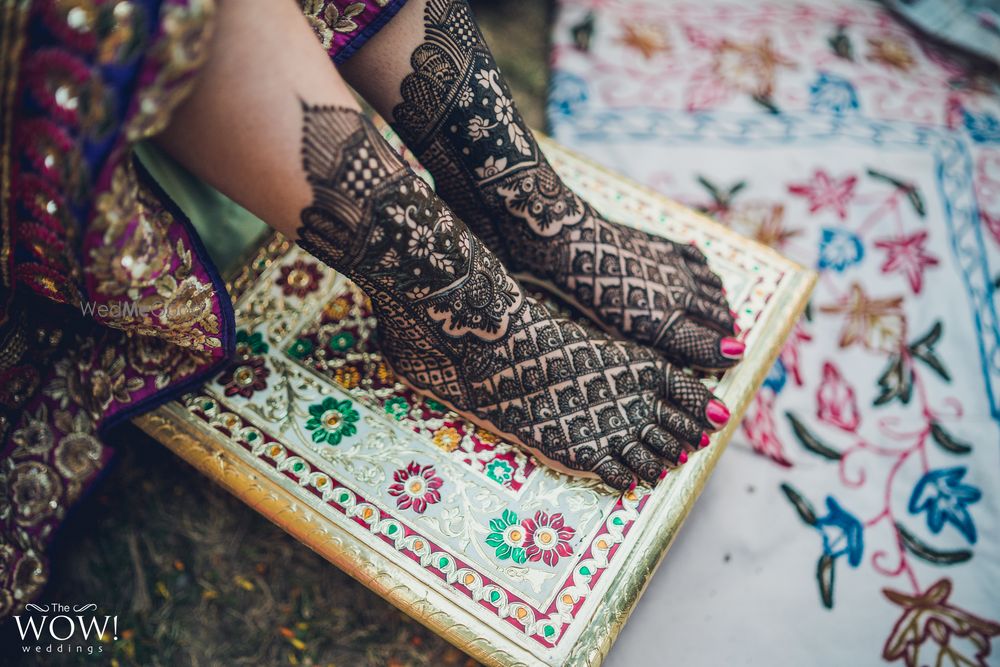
[706,399,731,427]
[659,469,669,480]
[627,478,638,493]
[679,451,688,464]
[720,337,745,359]
[733,321,742,334]
[700,432,710,448]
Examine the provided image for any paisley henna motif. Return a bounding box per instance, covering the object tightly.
[293,105,731,489]
[389,0,743,370]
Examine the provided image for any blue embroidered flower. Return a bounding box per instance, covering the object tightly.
[548,72,589,118]
[962,108,1000,143]
[908,467,982,544]
[809,72,859,116]
[818,227,864,272]
[763,358,787,394]
[782,485,864,608]
[815,497,864,566]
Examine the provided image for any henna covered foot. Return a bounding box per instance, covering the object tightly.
[294,105,730,489]
[385,0,742,371]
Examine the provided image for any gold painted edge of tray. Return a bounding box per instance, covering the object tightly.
[135,137,816,667]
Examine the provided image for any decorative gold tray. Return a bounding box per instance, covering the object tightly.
[134,138,814,667]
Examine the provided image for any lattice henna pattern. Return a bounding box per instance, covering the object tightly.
[389,0,743,370]
[294,104,731,489]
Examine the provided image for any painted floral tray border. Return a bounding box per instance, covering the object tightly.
[181,155,786,645]
[136,138,815,666]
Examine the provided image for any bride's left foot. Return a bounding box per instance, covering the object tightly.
[387,0,741,371]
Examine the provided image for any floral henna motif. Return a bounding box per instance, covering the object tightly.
[293,104,731,489]
[389,0,742,369]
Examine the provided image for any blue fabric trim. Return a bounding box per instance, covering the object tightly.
[98,159,237,438]
[333,0,410,64]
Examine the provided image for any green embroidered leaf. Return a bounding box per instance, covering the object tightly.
[697,176,722,203]
[929,422,972,455]
[866,169,924,216]
[502,509,518,527]
[874,354,913,406]
[828,25,854,60]
[489,518,506,533]
[570,12,594,52]
[511,547,527,564]
[817,553,836,609]
[495,543,511,560]
[485,533,504,548]
[780,483,818,526]
[752,94,780,115]
[897,522,972,565]
[908,321,950,382]
[786,412,841,460]
[905,187,926,217]
[727,181,747,198]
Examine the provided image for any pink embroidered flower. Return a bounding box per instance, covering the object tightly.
[388,462,443,514]
[788,170,857,219]
[779,322,813,387]
[816,362,860,432]
[874,231,940,294]
[522,511,575,566]
[741,391,792,467]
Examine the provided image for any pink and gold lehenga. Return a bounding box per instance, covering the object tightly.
[0,0,407,618]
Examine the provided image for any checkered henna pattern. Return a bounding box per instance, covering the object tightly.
[389,0,742,370]
[294,105,731,489]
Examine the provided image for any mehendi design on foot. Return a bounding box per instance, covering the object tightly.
[390,0,742,370]
[294,104,730,489]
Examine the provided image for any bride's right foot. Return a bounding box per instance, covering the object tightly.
[294,105,731,489]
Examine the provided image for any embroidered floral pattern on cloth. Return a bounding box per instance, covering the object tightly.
[547,1,1000,664]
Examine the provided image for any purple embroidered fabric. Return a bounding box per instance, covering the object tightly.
[0,0,408,619]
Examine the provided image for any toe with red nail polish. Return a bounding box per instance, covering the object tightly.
[705,399,730,428]
[720,337,745,359]
[700,432,710,448]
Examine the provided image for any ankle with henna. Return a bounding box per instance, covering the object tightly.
[292,104,732,489]
[388,0,741,371]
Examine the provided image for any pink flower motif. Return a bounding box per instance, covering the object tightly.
[874,231,940,294]
[388,462,443,514]
[788,170,857,219]
[780,321,813,387]
[816,362,860,432]
[522,511,576,566]
[741,391,792,467]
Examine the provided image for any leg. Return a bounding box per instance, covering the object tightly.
[157,0,732,489]
[338,0,745,370]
